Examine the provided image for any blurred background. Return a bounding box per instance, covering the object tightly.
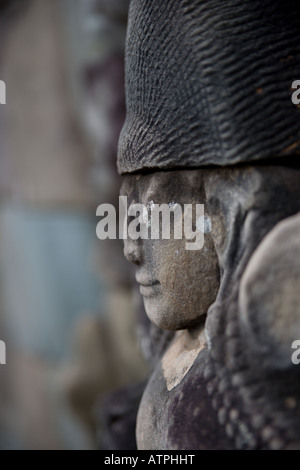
[0,0,148,450]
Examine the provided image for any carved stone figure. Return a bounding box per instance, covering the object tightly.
[118,0,300,450]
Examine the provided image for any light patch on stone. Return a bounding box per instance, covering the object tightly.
[237,420,256,448]
[270,438,283,450]
[205,328,212,350]
[196,215,212,233]
[230,409,239,422]
[285,397,297,409]
[144,200,155,228]
[147,200,155,211]
[162,328,207,391]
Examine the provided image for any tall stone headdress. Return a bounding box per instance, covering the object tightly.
[118,0,300,174]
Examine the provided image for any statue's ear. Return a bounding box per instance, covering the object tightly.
[238,213,300,371]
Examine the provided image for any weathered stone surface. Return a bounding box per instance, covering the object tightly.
[122,166,300,449]
[121,170,221,330]
[136,344,231,450]
[239,212,300,370]
[98,382,146,451]
[118,0,300,174]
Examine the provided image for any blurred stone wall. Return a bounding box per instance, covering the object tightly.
[0,0,146,450]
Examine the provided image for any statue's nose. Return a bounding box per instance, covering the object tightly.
[124,238,142,265]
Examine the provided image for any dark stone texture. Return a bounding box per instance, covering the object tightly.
[98,382,146,450]
[118,0,300,174]
[137,349,233,450]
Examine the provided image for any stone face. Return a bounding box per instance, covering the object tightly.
[121,170,221,331]
[118,0,300,174]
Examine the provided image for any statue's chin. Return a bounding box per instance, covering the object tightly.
[143,296,207,331]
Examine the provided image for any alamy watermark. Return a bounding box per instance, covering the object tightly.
[291,80,300,106]
[0,80,6,104]
[0,81,6,363]
[104,454,195,466]
[0,341,6,365]
[96,197,210,250]
[0,81,6,365]
[291,340,300,365]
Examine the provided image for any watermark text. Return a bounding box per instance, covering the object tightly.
[96,197,209,251]
[291,80,300,106]
[291,340,300,364]
[0,80,6,104]
[0,341,6,365]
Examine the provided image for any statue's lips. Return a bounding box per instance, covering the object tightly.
[136,277,161,298]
